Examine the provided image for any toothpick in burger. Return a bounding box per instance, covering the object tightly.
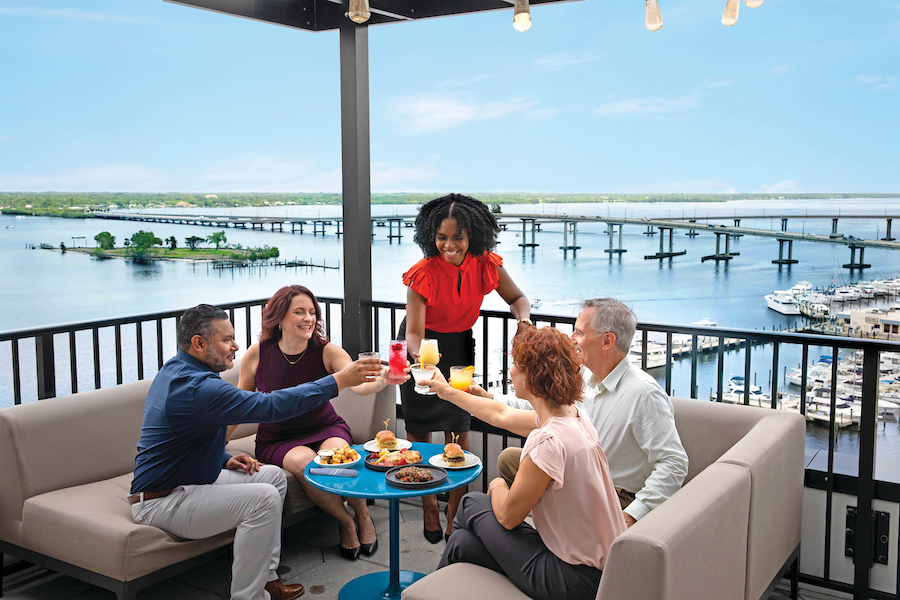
[443,433,465,466]
[376,419,398,451]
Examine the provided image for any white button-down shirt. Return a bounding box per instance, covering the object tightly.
[581,356,688,521]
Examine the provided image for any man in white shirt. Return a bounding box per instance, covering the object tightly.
[497,298,688,527]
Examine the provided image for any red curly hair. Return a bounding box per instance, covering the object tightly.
[511,327,583,406]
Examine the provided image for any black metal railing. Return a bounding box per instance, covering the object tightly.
[1,298,899,600]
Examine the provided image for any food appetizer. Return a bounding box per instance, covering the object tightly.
[368,448,422,467]
[393,466,434,483]
[376,418,398,450]
[317,445,359,465]
[442,433,465,466]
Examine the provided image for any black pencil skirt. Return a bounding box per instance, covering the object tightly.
[398,317,475,433]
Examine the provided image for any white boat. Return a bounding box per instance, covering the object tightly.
[530,299,542,309]
[628,340,668,369]
[831,286,861,302]
[788,281,814,296]
[799,299,830,319]
[765,292,801,315]
[728,375,761,394]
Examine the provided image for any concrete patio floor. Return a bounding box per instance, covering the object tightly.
[2,497,852,600]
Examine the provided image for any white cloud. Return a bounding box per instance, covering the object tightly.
[200,155,341,192]
[388,94,542,133]
[613,180,734,193]
[533,51,601,71]
[0,164,168,192]
[0,6,147,22]
[760,180,800,193]
[438,74,492,88]
[773,65,795,75]
[698,77,736,89]
[857,75,898,90]
[371,162,442,191]
[595,95,700,117]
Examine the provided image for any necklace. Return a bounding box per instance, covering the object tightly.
[279,344,308,365]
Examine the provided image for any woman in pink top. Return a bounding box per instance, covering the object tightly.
[427,327,626,600]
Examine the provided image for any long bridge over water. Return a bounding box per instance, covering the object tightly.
[94,211,900,270]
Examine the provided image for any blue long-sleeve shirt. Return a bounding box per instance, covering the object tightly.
[130,350,338,494]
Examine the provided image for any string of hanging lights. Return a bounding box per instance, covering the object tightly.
[344,0,762,32]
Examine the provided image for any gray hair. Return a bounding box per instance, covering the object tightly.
[177,304,229,351]
[580,298,636,354]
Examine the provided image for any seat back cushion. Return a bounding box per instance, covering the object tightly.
[597,462,750,600]
[718,411,806,600]
[671,397,769,483]
[331,385,397,444]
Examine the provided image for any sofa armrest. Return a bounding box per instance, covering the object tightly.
[332,385,397,444]
[597,462,751,600]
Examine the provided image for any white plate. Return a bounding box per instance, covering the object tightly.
[313,452,361,469]
[428,452,482,470]
[363,438,413,452]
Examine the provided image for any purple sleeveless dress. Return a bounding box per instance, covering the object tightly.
[254,340,353,467]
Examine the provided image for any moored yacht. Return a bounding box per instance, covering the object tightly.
[765,291,801,315]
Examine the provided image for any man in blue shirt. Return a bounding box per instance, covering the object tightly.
[129,304,386,600]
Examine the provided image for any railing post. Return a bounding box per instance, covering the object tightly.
[852,348,879,600]
[35,333,56,399]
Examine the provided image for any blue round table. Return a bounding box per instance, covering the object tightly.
[304,442,482,600]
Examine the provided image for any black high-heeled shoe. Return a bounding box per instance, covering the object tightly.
[360,538,378,556]
[338,526,361,561]
[423,527,443,544]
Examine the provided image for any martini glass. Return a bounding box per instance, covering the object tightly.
[410,363,437,395]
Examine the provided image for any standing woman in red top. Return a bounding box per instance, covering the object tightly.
[400,194,532,543]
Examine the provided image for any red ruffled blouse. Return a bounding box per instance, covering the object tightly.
[402,252,502,333]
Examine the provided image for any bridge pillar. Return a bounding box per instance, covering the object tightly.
[604,223,626,254]
[701,232,738,262]
[883,218,895,241]
[643,225,656,236]
[271,222,283,232]
[291,221,304,234]
[830,218,842,238]
[313,220,326,235]
[781,218,789,232]
[686,219,699,237]
[644,227,686,260]
[734,218,741,227]
[559,221,581,252]
[843,245,871,270]
[335,221,342,237]
[388,218,402,242]
[518,218,538,248]
[772,238,799,265]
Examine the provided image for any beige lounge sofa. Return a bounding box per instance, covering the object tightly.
[0,363,395,600]
[403,397,805,600]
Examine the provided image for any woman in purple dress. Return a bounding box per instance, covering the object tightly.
[235,285,387,561]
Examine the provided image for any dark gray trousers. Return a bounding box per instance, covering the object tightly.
[437,492,602,600]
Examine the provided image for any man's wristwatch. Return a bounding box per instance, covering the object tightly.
[516,318,533,327]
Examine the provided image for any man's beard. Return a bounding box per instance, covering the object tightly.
[206,346,232,373]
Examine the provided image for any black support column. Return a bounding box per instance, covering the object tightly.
[340,16,372,357]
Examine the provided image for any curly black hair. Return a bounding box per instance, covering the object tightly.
[413,194,500,257]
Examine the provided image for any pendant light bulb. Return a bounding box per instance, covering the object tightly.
[645,0,663,31]
[513,0,532,32]
[721,0,739,26]
[348,0,371,24]
[744,0,763,7]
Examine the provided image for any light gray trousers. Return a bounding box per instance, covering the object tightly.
[131,464,287,600]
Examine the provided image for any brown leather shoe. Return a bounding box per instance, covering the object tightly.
[265,580,305,600]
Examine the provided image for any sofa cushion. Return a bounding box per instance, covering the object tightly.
[20,474,234,581]
[671,397,768,483]
[402,562,530,600]
[719,412,805,600]
[597,462,750,600]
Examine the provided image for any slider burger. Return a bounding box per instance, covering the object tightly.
[442,442,465,466]
[376,419,398,450]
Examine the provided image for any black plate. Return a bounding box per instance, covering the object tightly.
[385,465,448,489]
[364,451,423,472]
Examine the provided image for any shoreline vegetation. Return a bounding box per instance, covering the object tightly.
[60,247,277,263]
[3,192,900,219]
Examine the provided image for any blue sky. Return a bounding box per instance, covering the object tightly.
[1,0,898,194]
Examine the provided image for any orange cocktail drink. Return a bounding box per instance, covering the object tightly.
[418,338,439,367]
[449,366,475,391]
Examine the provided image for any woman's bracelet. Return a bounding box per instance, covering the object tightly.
[488,481,507,493]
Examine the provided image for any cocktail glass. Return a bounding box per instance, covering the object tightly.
[449,366,475,391]
[419,338,440,367]
[358,351,381,381]
[410,363,438,395]
[389,340,407,379]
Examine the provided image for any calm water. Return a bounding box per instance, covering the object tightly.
[2,198,899,462]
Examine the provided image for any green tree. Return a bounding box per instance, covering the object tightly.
[94,231,116,249]
[60,242,66,253]
[127,230,162,260]
[185,235,205,250]
[207,231,227,249]
[491,203,502,214]
[165,236,177,250]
